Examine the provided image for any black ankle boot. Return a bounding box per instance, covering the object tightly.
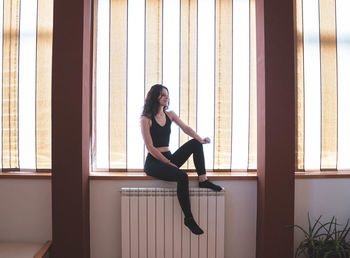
[184,217,204,235]
[199,180,222,191]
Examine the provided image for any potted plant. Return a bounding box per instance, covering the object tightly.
[294,214,350,258]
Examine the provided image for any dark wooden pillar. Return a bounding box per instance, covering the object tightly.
[51,0,92,257]
[256,0,295,257]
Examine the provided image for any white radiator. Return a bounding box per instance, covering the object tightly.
[121,187,225,258]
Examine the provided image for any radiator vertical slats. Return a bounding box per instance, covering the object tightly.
[173,193,182,258]
[138,190,147,258]
[121,188,225,258]
[199,190,208,258]
[190,191,199,258]
[156,189,165,258]
[130,193,139,258]
[207,193,217,258]
[182,214,191,258]
[216,193,225,258]
[121,192,130,258]
[147,189,156,258]
[164,189,173,258]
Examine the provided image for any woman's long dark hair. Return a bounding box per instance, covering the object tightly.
[142,84,169,119]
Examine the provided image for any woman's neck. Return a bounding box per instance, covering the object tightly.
[156,107,164,116]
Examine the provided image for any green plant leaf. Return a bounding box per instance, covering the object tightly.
[294,224,310,237]
[339,219,350,242]
[294,214,350,258]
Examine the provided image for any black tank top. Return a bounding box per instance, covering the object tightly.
[150,112,171,147]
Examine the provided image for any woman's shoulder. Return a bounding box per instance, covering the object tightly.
[165,110,177,121]
[141,115,152,126]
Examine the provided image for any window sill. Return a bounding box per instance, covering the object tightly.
[0,171,51,179]
[2,171,350,180]
[89,171,258,180]
[0,171,258,180]
[295,171,350,179]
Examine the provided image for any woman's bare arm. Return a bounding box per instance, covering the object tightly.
[141,116,177,167]
[167,111,210,144]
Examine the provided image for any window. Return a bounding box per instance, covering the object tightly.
[93,0,257,171]
[0,0,53,171]
[296,0,350,171]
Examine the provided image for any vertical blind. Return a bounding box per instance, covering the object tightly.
[3,0,346,172]
[94,0,257,171]
[3,0,347,172]
[296,0,350,171]
[0,0,53,171]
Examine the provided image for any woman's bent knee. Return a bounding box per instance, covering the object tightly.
[189,139,202,148]
[190,138,200,144]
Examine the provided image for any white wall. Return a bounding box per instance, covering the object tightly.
[294,178,350,257]
[90,179,257,258]
[0,179,52,242]
[1,177,349,258]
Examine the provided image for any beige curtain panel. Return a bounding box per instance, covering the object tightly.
[93,0,257,171]
[296,0,339,171]
[1,0,53,171]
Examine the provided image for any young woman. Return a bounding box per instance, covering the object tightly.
[141,84,222,235]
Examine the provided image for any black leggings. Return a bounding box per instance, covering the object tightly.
[144,139,206,218]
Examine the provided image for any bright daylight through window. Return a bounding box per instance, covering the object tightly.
[93,0,257,171]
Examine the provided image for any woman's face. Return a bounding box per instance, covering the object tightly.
[158,88,169,107]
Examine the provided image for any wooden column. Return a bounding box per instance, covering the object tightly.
[256,0,295,257]
[51,0,92,257]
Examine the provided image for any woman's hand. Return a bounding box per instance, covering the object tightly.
[200,137,210,144]
[169,162,178,168]
[165,159,178,168]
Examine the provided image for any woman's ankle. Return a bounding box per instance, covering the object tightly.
[198,174,207,182]
[184,217,204,235]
